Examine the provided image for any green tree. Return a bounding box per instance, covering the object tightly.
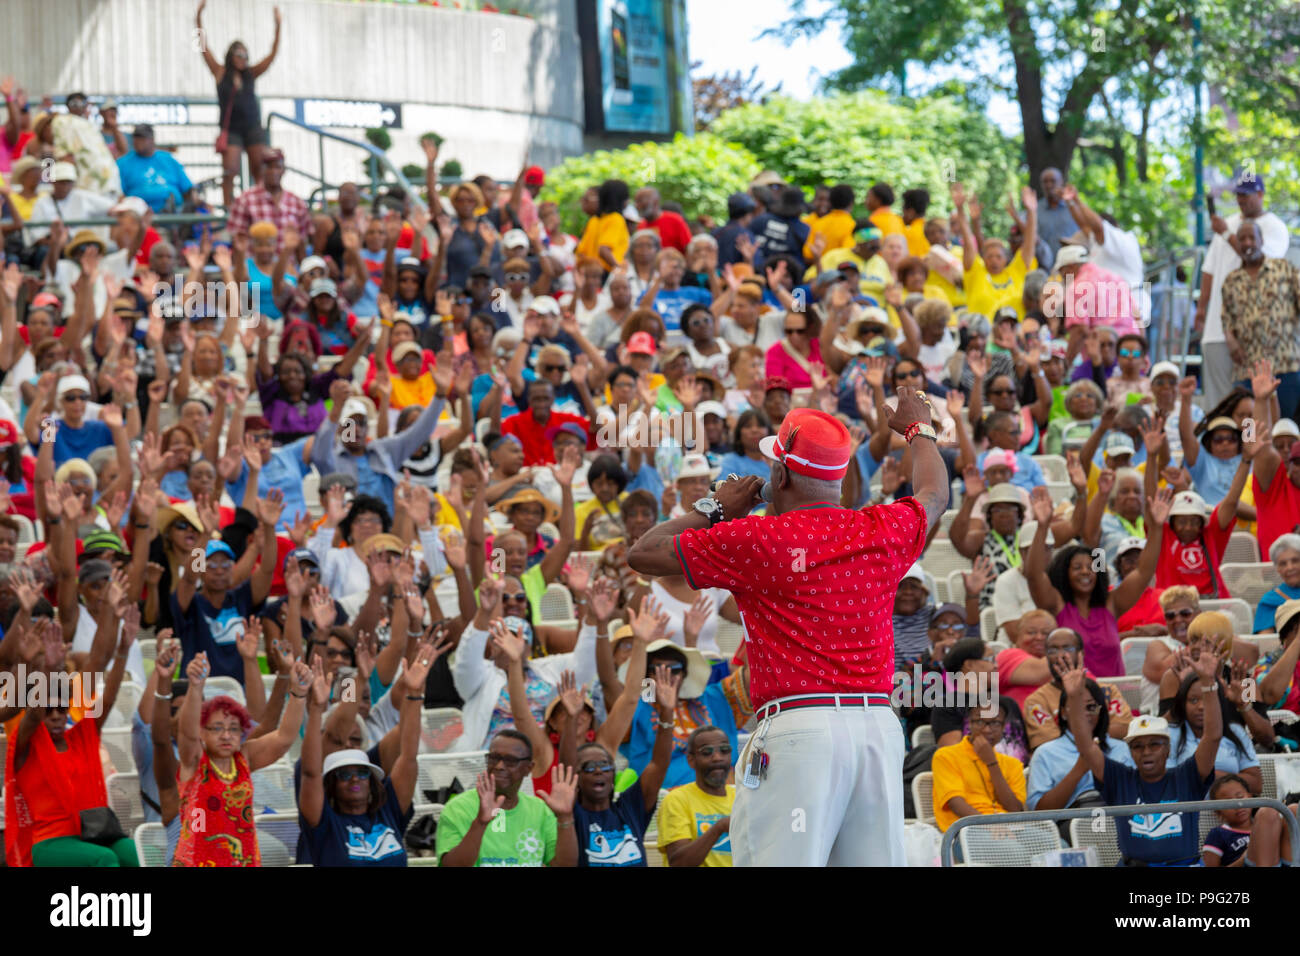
[540,133,760,235]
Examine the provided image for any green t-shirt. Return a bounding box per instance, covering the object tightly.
[436,790,557,867]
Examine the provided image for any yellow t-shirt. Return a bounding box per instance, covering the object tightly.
[803,208,855,261]
[390,372,437,410]
[574,493,627,550]
[903,218,931,257]
[658,782,735,866]
[4,187,38,222]
[870,208,906,236]
[577,212,630,266]
[807,249,891,303]
[931,737,1027,832]
[927,269,966,310]
[963,253,1035,320]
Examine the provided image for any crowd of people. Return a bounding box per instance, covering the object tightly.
[0,3,1298,868]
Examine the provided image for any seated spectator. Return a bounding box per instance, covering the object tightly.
[1113,536,1168,638]
[1138,586,1201,714]
[1063,654,1221,867]
[116,124,194,212]
[1023,627,1134,749]
[765,309,825,394]
[975,412,1046,491]
[657,725,736,867]
[716,409,774,480]
[502,380,591,467]
[1026,676,1111,811]
[1151,486,1240,599]
[436,730,579,866]
[1256,598,1300,725]
[993,520,1052,642]
[1181,383,1244,507]
[891,562,934,670]
[897,603,966,737]
[1256,533,1300,632]
[996,609,1054,709]
[1201,774,1298,867]
[949,475,1026,611]
[642,248,711,333]
[1044,380,1103,456]
[931,699,1027,833]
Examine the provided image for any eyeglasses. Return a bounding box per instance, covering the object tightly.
[987,388,1017,397]
[1045,646,1078,656]
[352,514,382,525]
[579,762,615,774]
[62,393,89,403]
[693,744,732,757]
[249,431,273,443]
[1164,608,1196,622]
[485,752,529,768]
[969,717,1005,728]
[333,768,371,782]
[505,273,529,283]
[1210,432,1239,444]
[1118,348,1143,358]
[541,364,567,374]
[931,623,964,634]
[203,724,241,738]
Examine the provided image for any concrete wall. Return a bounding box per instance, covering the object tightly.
[3,0,586,187]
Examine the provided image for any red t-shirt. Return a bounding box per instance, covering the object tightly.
[1116,586,1165,633]
[500,409,592,466]
[995,647,1044,709]
[674,499,928,707]
[1253,471,1300,559]
[644,211,693,253]
[1153,508,1234,597]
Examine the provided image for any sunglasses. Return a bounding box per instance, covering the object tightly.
[579,762,615,774]
[1164,608,1196,621]
[784,327,808,335]
[333,768,371,783]
[1118,348,1144,358]
[895,368,923,379]
[652,661,685,673]
[62,393,89,403]
[172,520,195,533]
[505,273,529,283]
[540,364,567,374]
[249,431,273,443]
[502,592,527,602]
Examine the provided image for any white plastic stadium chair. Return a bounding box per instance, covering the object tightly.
[10,513,37,545]
[912,771,935,823]
[416,752,488,802]
[404,802,443,861]
[100,727,136,774]
[1032,454,1069,484]
[106,681,144,730]
[133,822,170,868]
[714,618,745,659]
[253,814,299,866]
[985,640,1011,656]
[924,570,943,603]
[203,676,247,704]
[302,471,321,514]
[250,761,298,813]
[1218,563,1282,610]
[910,725,935,749]
[538,583,577,625]
[919,540,973,591]
[1222,531,1261,566]
[1097,676,1143,716]
[107,772,146,833]
[1268,710,1298,727]
[1198,599,1252,638]
[946,570,966,607]
[419,708,465,754]
[937,509,959,537]
[1045,481,1074,505]
[1258,752,1300,800]
[958,819,1061,866]
[1120,637,1156,677]
[1241,634,1280,656]
[979,607,999,644]
[1068,816,1122,867]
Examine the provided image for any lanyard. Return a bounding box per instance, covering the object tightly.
[1117,514,1144,538]
[990,529,1021,569]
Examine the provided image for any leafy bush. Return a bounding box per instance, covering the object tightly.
[440,159,462,179]
[541,133,760,235]
[365,127,392,152]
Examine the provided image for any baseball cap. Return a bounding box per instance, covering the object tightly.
[82,530,128,557]
[205,540,236,561]
[531,295,561,317]
[132,123,155,139]
[1125,715,1172,742]
[1272,418,1300,439]
[981,448,1019,474]
[285,547,320,571]
[524,166,545,187]
[758,408,852,480]
[396,256,424,276]
[1149,361,1180,382]
[392,341,422,364]
[1233,171,1264,194]
[502,228,529,250]
[626,331,656,356]
[309,278,338,299]
[993,306,1020,325]
[322,748,385,782]
[852,226,883,244]
[1115,536,1146,559]
[78,559,114,585]
[662,346,689,366]
[901,562,929,591]
[359,533,405,559]
[299,255,327,275]
[1047,339,1069,360]
[320,472,358,494]
[677,453,712,480]
[57,374,92,399]
[110,196,149,218]
[0,419,19,451]
[1055,245,1089,269]
[696,400,727,421]
[341,397,373,421]
[1104,432,1136,457]
[468,264,493,280]
[930,603,965,624]
[1275,598,1300,635]
[727,192,757,218]
[51,161,78,183]
[1017,520,1053,548]
[764,375,792,395]
[544,421,587,444]
[1169,490,1209,518]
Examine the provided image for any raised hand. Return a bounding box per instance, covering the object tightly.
[558,670,585,717]
[308,586,336,632]
[1178,376,1197,402]
[1029,485,1054,525]
[1096,467,1116,498]
[589,575,619,623]
[962,554,996,595]
[477,574,502,613]
[442,529,467,571]
[323,484,348,528]
[1141,413,1166,455]
[354,630,377,681]
[475,770,506,825]
[236,616,262,661]
[1147,485,1174,526]
[551,443,582,488]
[863,355,887,390]
[488,618,527,666]
[404,626,454,694]
[154,630,179,680]
[290,659,314,697]
[1250,359,1279,401]
[187,651,211,687]
[653,661,681,713]
[682,593,713,647]
[966,349,989,379]
[962,463,985,500]
[1059,663,1085,698]
[540,764,577,817]
[1066,452,1087,490]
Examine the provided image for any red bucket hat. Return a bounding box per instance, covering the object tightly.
[758,408,852,480]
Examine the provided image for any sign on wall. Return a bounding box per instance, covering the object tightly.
[294,99,403,129]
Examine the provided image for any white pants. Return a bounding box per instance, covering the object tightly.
[1201,341,1234,412]
[731,704,905,866]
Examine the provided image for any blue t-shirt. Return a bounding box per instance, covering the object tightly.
[1203,825,1251,866]
[44,419,113,466]
[302,777,413,867]
[352,453,395,516]
[641,286,712,333]
[1255,583,1300,632]
[117,149,193,212]
[244,257,292,321]
[622,685,739,789]
[354,249,385,318]
[171,581,258,683]
[715,451,769,481]
[573,781,653,867]
[976,449,1045,492]
[227,438,311,531]
[1026,730,1104,810]
[1100,754,1213,864]
[1187,452,1241,506]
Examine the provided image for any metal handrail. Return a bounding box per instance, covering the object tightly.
[1144,245,1206,372]
[940,797,1300,866]
[264,111,427,215]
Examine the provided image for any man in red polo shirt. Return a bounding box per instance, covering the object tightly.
[628,394,949,865]
[1252,433,1300,557]
[634,187,692,254]
[501,380,592,466]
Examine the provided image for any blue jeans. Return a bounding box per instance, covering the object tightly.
[1236,370,1300,422]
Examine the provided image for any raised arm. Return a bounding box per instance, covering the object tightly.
[1018,185,1038,269]
[195,0,222,76]
[298,657,331,828]
[892,387,949,530]
[1110,488,1170,618]
[948,465,987,559]
[1178,377,1200,467]
[1190,649,1223,780]
[1062,665,1105,781]
[950,183,976,272]
[249,5,282,78]
[1024,488,1064,614]
[538,446,579,584]
[242,660,310,771]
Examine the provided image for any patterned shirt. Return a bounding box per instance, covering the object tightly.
[226,185,313,248]
[1220,258,1300,377]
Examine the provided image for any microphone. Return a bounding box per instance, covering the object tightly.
[761,480,772,503]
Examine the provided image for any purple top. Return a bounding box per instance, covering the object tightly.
[257,366,341,441]
[1069,358,1118,383]
[1056,603,1124,677]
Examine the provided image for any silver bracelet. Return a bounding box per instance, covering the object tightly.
[154,691,172,700]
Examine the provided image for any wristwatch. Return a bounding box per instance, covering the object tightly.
[693,496,726,526]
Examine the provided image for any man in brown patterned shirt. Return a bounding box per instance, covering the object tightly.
[1221,220,1300,418]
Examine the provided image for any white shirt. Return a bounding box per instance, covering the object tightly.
[648,579,731,657]
[720,311,785,352]
[25,189,116,245]
[1201,212,1290,343]
[73,604,146,688]
[992,566,1035,636]
[569,290,611,333]
[48,248,135,319]
[1089,220,1147,317]
[686,338,732,385]
[917,328,957,384]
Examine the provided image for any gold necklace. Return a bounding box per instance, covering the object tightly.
[210,756,238,782]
